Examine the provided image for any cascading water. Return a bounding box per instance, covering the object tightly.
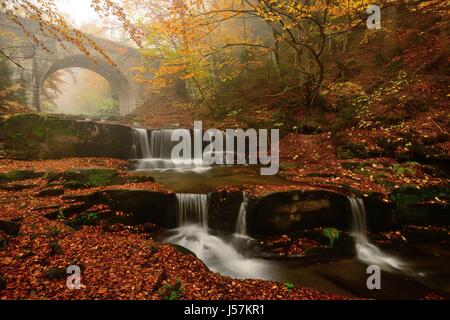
[134,128,151,159]
[161,194,432,297]
[234,192,248,237]
[149,129,181,159]
[133,128,209,171]
[164,193,270,280]
[348,197,405,272]
[176,193,208,229]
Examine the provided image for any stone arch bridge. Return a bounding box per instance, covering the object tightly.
[0,13,151,115]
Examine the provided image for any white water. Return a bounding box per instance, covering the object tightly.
[348,197,406,272]
[234,192,248,236]
[162,194,428,289]
[134,128,151,159]
[164,193,271,280]
[149,129,183,159]
[133,128,210,171]
[176,193,208,229]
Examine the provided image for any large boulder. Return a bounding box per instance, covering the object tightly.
[209,190,243,233]
[247,190,349,237]
[390,185,449,225]
[0,113,134,159]
[63,189,177,227]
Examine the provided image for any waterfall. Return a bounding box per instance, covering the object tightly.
[164,193,270,280]
[132,128,210,171]
[234,192,248,236]
[348,197,405,272]
[134,128,183,160]
[134,128,151,159]
[149,129,183,159]
[176,193,208,229]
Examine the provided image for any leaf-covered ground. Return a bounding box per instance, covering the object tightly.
[0,158,350,300]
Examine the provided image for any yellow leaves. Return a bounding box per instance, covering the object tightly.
[130,65,147,73]
[180,73,194,80]
[2,256,13,265]
[156,64,187,77]
[4,0,140,66]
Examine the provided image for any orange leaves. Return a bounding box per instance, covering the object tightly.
[3,0,142,68]
[0,155,349,301]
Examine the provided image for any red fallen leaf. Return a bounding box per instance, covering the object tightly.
[98,288,108,294]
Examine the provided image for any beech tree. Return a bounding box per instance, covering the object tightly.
[123,0,405,108]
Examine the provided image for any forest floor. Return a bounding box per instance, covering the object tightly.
[0,158,353,300]
[0,141,447,300]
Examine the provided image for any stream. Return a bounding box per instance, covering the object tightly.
[131,128,450,299]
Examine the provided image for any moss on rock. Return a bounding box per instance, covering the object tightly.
[0,170,45,182]
[46,169,155,189]
[390,185,449,225]
[0,113,134,159]
[47,169,119,189]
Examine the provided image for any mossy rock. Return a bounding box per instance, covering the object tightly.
[0,170,45,182]
[390,185,450,225]
[411,143,449,163]
[279,162,298,171]
[46,169,155,189]
[47,169,119,189]
[0,113,134,159]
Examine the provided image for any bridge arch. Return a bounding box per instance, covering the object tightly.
[40,55,135,115]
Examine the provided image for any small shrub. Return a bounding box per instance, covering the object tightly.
[284,282,295,292]
[67,212,100,228]
[323,227,340,248]
[392,162,419,177]
[158,279,185,300]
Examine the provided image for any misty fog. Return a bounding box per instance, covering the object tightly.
[41,68,118,116]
